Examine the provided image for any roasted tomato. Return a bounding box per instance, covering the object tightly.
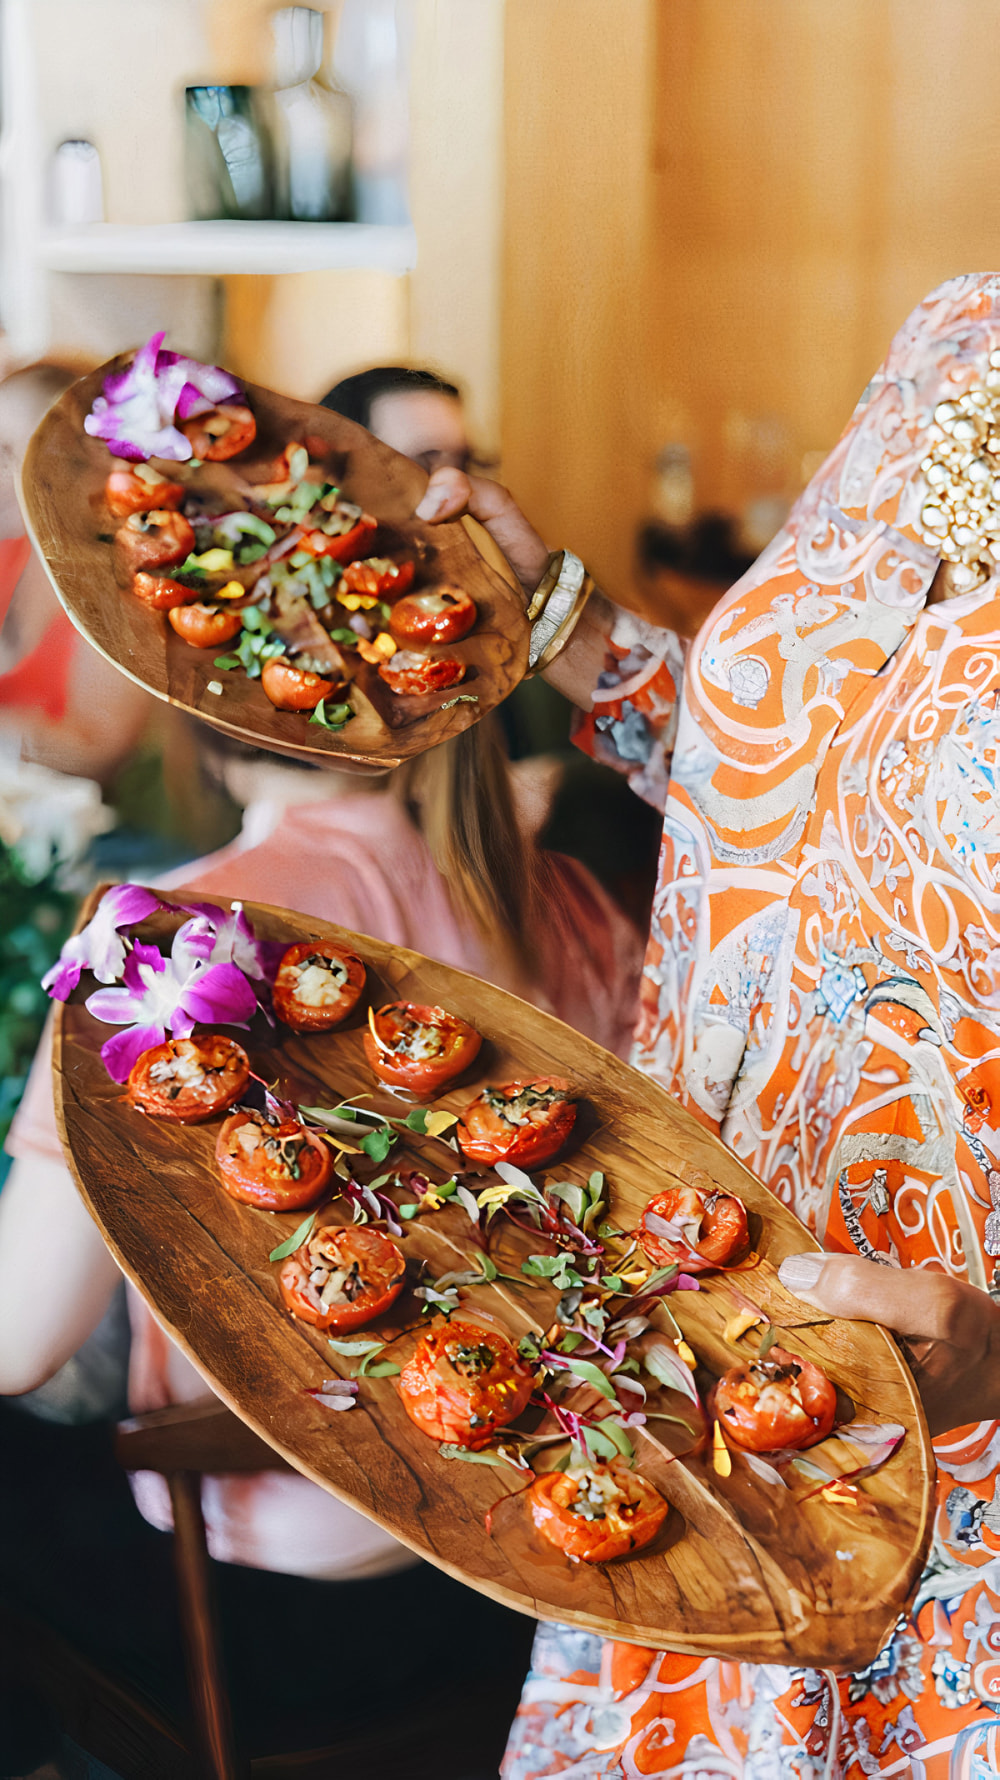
[180,403,257,461]
[127,1035,250,1124]
[339,557,415,603]
[272,941,366,1032]
[168,602,242,648]
[215,1109,333,1211]
[528,1462,668,1563]
[105,465,184,518]
[377,651,465,697]
[713,1346,837,1452]
[115,509,195,576]
[639,1185,749,1274]
[363,1001,481,1095]
[457,1078,577,1170]
[397,1319,534,1448]
[299,511,378,565]
[390,587,476,647]
[132,572,200,611]
[279,1224,405,1331]
[260,656,337,712]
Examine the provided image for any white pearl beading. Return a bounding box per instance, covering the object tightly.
[915,356,1000,592]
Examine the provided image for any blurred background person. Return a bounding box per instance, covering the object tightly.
[322,361,664,928]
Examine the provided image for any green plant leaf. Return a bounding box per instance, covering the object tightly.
[364,1360,401,1378]
[559,1358,618,1401]
[360,1126,396,1164]
[268,1210,317,1262]
[438,1444,509,1466]
[643,1341,700,1405]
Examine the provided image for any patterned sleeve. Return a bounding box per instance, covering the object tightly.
[572,607,686,813]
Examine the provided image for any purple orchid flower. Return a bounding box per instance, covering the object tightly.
[84,332,244,462]
[42,883,164,1002]
[86,916,257,1082]
[179,898,284,985]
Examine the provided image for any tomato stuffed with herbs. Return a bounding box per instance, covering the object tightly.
[299,506,377,565]
[272,941,366,1031]
[132,572,200,611]
[215,1109,333,1211]
[456,1078,577,1169]
[339,558,415,603]
[390,587,476,647]
[528,1462,668,1563]
[378,651,466,698]
[639,1185,749,1274]
[713,1346,837,1452]
[168,603,242,648]
[397,1319,534,1449]
[127,1035,250,1124]
[260,656,338,712]
[180,403,256,461]
[363,1001,481,1094]
[105,465,183,518]
[279,1224,405,1332]
[115,509,195,576]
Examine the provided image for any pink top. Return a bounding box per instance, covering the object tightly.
[10,789,642,1578]
[0,536,78,720]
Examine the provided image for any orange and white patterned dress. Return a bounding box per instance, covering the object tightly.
[503,274,1000,1779]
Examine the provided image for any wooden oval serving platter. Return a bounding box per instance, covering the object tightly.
[19,355,527,771]
[53,891,934,1669]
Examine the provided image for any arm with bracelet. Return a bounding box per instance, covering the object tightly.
[414,470,684,811]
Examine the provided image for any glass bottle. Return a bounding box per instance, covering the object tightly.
[269,7,353,222]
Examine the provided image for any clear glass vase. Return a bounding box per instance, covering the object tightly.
[185,85,273,222]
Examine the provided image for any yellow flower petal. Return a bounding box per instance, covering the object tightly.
[712,1420,732,1478]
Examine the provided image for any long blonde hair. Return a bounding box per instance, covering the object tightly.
[392,715,541,977]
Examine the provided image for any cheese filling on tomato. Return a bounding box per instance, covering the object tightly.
[148,1049,205,1091]
[561,1467,638,1525]
[389,1017,446,1062]
[289,955,348,1007]
[231,1116,305,1178]
[483,1085,562,1128]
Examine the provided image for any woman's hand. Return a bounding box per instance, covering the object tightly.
[416,468,549,598]
[777,1252,1000,1437]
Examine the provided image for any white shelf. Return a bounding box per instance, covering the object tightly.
[38,220,417,277]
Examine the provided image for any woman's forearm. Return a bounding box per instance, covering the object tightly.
[0,1156,121,1394]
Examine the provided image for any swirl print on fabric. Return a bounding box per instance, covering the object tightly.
[505,274,1000,1777]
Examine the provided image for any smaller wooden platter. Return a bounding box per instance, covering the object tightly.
[19,355,528,771]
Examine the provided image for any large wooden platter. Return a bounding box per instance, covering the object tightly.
[19,355,527,771]
[53,892,934,1669]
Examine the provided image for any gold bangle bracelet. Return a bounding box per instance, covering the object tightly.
[526,554,594,675]
[525,550,565,624]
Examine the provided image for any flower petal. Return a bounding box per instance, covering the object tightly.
[100,1023,165,1083]
[177,960,257,1029]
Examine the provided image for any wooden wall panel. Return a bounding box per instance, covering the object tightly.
[501,0,657,600]
[650,0,1000,516]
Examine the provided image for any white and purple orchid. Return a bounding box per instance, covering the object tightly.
[87,915,258,1083]
[179,898,285,984]
[41,883,164,1002]
[83,331,244,462]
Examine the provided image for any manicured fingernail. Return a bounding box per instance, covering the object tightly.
[415,488,446,520]
[778,1254,823,1293]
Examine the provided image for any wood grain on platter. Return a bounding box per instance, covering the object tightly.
[19,355,527,771]
[53,892,934,1668]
